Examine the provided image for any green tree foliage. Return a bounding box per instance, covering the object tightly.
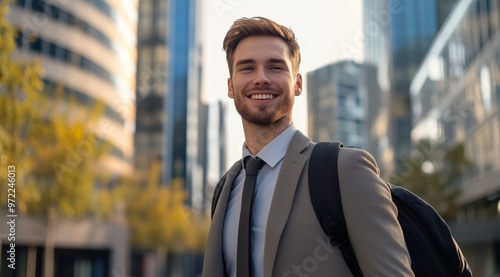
[389,139,470,220]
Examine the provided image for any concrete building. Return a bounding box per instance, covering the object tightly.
[0,209,128,276]
[3,0,138,275]
[410,0,500,274]
[10,0,137,175]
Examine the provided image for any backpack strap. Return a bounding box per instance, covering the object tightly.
[308,142,363,277]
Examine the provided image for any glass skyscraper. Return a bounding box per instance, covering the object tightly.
[134,0,204,207]
[411,0,500,272]
[134,0,206,275]
[363,0,457,175]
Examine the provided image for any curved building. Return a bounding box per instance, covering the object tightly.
[3,0,138,274]
[8,0,137,177]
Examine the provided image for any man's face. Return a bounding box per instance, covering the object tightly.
[228,36,302,126]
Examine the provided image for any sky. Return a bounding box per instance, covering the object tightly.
[201,0,364,173]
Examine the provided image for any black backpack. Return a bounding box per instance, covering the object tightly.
[210,142,472,276]
[309,142,472,277]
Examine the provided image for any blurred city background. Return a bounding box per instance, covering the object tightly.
[0,0,499,276]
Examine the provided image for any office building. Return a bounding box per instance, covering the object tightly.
[307,61,367,148]
[363,0,457,174]
[134,0,207,275]
[3,0,138,274]
[134,0,206,208]
[410,0,500,273]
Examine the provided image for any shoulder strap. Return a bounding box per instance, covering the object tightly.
[308,142,363,277]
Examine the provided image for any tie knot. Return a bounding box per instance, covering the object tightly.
[245,156,265,176]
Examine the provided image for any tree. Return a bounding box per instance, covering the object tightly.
[1,3,210,275]
[125,161,191,251]
[0,2,113,275]
[122,160,210,274]
[389,139,470,220]
[0,0,43,177]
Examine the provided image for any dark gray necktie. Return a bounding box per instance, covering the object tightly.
[237,156,265,277]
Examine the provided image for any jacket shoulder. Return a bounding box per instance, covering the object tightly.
[338,146,380,175]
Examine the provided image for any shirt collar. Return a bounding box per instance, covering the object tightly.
[241,123,297,169]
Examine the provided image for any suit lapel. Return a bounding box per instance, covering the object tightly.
[263,131,311,276]
[203,160,242,276]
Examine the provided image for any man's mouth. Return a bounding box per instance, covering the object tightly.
[250,94,275,100]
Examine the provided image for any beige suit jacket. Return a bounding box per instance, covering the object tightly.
[203,131,414,276]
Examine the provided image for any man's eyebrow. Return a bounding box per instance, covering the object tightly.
[268,58,287,64]
[235,58,287,66]
[235,59,255,66]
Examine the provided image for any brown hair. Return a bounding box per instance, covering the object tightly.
[223,17,301,76]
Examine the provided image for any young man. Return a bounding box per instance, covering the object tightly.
[203,17,414,277]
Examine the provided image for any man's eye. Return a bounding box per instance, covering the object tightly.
[270,66,283,70]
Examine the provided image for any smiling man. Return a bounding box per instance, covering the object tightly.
[202,17,413,277]
[228,34,302,154]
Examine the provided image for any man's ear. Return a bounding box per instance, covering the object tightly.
[228,78,234,99]
[294,74,303,96]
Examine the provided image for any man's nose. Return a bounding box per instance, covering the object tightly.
[253,68,271,85]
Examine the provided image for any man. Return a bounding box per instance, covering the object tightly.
[203,16,413,277]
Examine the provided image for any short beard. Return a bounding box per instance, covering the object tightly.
[235,99,292,126]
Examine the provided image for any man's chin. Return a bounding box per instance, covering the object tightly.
[245,115,286,126]
[236,105,289,126]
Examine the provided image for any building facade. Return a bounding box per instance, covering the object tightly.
[410,0,500,274]
[134,0,206,209]
[307,61,367,149]
[0,210,129,276]
[4,0,138,274]
[363,0,457,175]
[134,0,208,275]
[10,0,137,176]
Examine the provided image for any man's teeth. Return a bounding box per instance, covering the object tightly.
[251,94,275,100]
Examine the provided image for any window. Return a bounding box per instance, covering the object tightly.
[480,65,492,113]
[48,42,57,58]
[139,0,153,39]
[15,0,114,53]
[30,37,42,52]
[477,0,490,47]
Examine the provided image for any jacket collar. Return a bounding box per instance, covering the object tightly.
[263,130,311,276]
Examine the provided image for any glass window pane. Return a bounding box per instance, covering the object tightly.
[138,0,153,39]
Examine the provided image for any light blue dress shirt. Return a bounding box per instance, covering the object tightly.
[223,124,297,277]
